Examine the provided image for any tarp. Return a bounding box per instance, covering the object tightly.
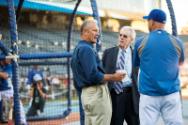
[0,0,90,15]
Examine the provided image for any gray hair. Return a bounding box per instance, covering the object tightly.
[80,20,97,35]
[120,26,136,42]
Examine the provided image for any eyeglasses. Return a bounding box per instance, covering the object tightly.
[119,34,128,38]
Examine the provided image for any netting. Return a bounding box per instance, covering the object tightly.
[1,19,74,125]
[0,0,74,124]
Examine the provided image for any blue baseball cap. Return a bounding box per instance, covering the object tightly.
[143,9,166,24]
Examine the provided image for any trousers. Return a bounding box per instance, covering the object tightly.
[139,92,183,125]
[81,84,112,125]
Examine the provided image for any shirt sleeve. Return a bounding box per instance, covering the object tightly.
[78,46,104,84]
[133,37,143,67]
[176,37,185,63]
[3,64,12,79]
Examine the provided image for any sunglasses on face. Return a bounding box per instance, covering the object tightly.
[119,34,128,38]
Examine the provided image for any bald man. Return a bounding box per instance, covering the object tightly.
[71,20,126,125]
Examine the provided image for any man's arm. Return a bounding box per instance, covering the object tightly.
[132,67,139,84]
[0,71,9,79]
[0,64,12,80]
[37,83,47,98]
[79,46,125,84]
[179,41,185,66]
[132,38,144,84]
[103,73,125,82]
[174,37,185,65]
[133,37,143,67]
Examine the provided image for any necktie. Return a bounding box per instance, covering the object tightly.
[113,49,126,94]
[118,50,126,70]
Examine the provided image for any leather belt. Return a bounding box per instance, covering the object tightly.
[122,87,132,93]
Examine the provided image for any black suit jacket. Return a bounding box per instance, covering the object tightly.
[102,46,140,115]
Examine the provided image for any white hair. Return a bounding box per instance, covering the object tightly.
[120,26,136,42]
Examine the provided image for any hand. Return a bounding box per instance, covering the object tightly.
[113,72,126,81]
[47,94,55,99]
[44,94,48,99]
[36,84,40,90]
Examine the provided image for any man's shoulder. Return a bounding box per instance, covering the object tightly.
[170,35,183,44]
[135,36,147,48]
[136,36,146,43]
[77,42,93,51]
[104,46,117,53]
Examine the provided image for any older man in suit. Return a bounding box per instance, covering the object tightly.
[102,26,139,125]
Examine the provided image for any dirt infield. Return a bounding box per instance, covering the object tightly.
[0,112,79,125]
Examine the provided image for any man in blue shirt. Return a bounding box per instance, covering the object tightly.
[0,58,13,123]
[71,20,125,125]
[0,58,27,124]
[134,9,184,125]
[27,65,46,89]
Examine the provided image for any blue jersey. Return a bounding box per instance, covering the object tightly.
[27,68,44,85]
[0,64,12,91]
[133,29,184,96]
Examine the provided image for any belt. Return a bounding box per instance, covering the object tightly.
[122,87,132,93]
[111,87,132,93]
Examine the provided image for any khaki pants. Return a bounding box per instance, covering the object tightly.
[81,84,112,125]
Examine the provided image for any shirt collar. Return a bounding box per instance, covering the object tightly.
[79,40,94,48]
[119,46,130,52]
[152,29,166,33]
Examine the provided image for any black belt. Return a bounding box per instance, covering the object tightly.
[122,87,132,93]
[111,87,132,93]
